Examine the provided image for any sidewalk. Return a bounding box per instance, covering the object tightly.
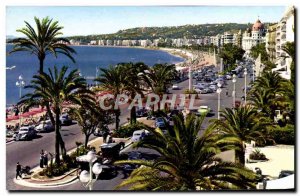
[13,136,132,188]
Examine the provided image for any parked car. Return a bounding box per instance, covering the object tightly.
[131,129,147,143]
[136,107,148,118]
[225,74,232,80]
[14,126,36,141]
[209,85,217,91]
[59,114,72,125]
[172,84,180,90]
[155,117,166,128]
[35,120,54,132]
[204,88,213,93]
[194,88,207,94]
[278,170,294,179]
[197,106,213,116]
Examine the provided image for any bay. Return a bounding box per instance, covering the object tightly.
[6,45,184,106]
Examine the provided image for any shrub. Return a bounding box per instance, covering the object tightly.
[270,124,295,145]
[113,122,148,138]
[249,149,268,160]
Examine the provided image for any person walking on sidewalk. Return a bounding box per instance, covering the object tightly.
[40,149,44,168]
[43,151,48,167]
[16,162,22,179]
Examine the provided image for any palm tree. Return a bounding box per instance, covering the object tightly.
[250,71,287,120]
[20,66,93,165]
[95,65,127,131]
[142,63,178,96]
[119,62,148,124]
[8,16,76,73]
[212,106,270,165]
[115,113,257,190]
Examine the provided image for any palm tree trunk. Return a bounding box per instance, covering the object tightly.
[130,106,137,125]
[55,110,60,166]
[84,133,90,149]
[45,102,66,158]
[39,56,45,74]
[115,109,120,131]
[235,144,245,166]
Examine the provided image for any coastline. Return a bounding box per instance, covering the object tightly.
[69,45,199,67]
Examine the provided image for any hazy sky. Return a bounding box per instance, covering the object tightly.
[6,6,285,36]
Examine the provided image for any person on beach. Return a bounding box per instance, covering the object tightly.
[16,162,22,179]
[40,150,44,168]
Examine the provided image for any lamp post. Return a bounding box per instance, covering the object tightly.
[244,68,248,105]
[232,74,236,108]
[16,75,25,125]
[16,75,25,99]
[217,81,222,120]
[252,63,255,82]
[78,151,103,191]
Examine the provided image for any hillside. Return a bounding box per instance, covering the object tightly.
[67,23,256,42]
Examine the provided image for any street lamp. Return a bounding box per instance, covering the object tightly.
[244,68,248,105]
[217,81,222,120]
[16,75,25,99]
[78,151,102,190]
[252,63,255,82]
[232,74,236,108]
[16,75,25,125]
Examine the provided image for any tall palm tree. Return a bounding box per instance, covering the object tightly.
[250,71,287,120]
[8,16,76,73]
[95,65,127,131]
[115,113,257,190]
[20,66,94,165]
[142,63,178,96]
[119,62,148,124]
[212,106,270,165]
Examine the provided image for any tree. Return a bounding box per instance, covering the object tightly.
[20,66,93,165]
[8,16,76,73]
[212,106,270,165]
[250,43,268,62]
[142,63,178,96]
[119,62,148,124]
[219,44,245,71]
[250,71,287,120]
[69,100,113,148]
[95,65,127,131]
[115,113,257,190]
[281,41,295,85]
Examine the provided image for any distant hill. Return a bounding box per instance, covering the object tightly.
[67,23,269,43]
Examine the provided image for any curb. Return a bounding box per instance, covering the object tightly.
[14,137,132,188]
[13,175,79,188]
[30,168,78,182]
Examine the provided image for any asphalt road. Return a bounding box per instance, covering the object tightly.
[7,65,253,191]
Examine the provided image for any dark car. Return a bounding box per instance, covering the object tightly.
[136,108,148,118]
[278,170,294,178]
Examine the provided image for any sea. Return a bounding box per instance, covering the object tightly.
[6,45,184,106]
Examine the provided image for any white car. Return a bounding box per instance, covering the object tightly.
[209,85,217,91]
[35,120,54,132]
[14,126,36,141]
[131,129,148,143]
[172,84,180,90]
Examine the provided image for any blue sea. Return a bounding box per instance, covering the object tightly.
[6,45,184,106]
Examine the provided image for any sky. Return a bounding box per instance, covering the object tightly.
[6,6,286,37]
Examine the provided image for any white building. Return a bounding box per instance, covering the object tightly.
[242,19,266,55]
[272,6,295,80]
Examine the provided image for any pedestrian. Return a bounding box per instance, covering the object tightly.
[16,162,22,179]
[226,89,229,97]
[40,149,44,168]
[43,151,48,167]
